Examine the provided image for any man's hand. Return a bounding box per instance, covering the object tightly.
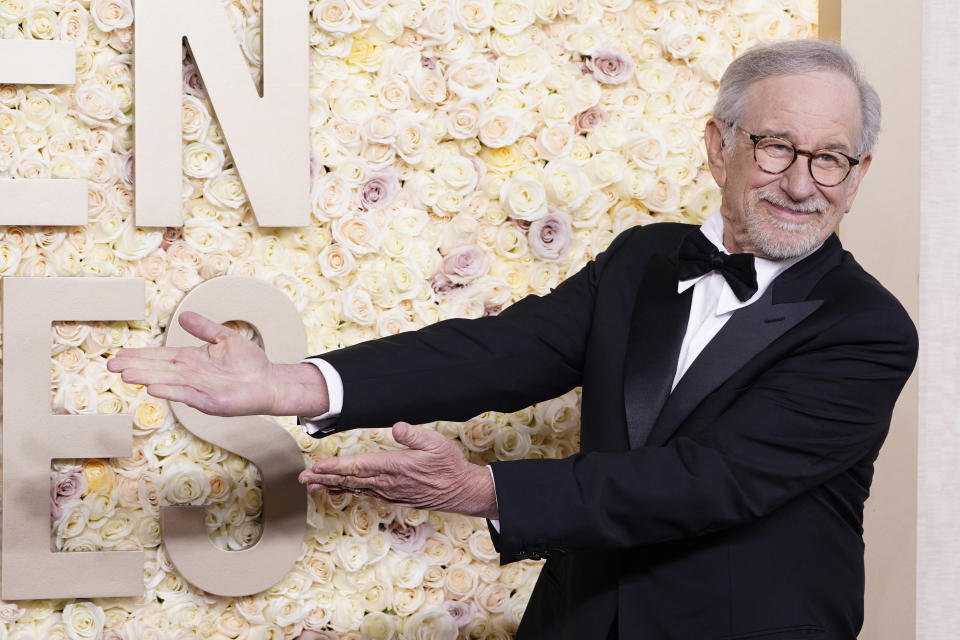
[107,311,329,417]
[299,422,499,520]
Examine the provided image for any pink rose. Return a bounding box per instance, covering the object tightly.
[586,50,634,85]
[444,600,474,627]
[388,522,435,554]
[182,60,206,98]
[528,212,573,262]
[360,170,401,210]
[51,468,86,520]
[121,152,134,187]
[575,106,608,134]
[439,245,489,285]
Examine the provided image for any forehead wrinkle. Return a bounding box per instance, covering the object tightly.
[740,71,861,156]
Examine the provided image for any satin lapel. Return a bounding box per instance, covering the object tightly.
[645,288,822,447]
[622,254,692,450]
[643,234,845,447]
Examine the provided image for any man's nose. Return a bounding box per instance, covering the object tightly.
[778,154,819,201]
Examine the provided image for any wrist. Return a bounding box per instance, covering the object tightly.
[268,362,330,416]
[464,463,499,520]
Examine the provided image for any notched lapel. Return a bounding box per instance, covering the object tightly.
[622,254,692,450]
[646,287,822,447]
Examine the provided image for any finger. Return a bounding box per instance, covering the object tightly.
[178,311,235,344]
[311,455,379,477]
[392,422,445,452]
[108,357,183,376]
[111,346,188,364]
[308,473,383,493]
[119,366,208,388]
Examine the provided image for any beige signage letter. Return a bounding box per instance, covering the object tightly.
[0,40,87,226]
[133,0,309,227]
[161,276,308,596]
[2,278,145,599]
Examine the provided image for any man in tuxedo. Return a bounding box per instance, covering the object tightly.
[110,40,917,639]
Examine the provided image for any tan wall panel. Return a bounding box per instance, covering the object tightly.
[820,2,921,639]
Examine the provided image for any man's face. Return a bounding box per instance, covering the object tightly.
[704,70,872,259]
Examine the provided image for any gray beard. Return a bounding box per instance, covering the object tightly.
[745,189,829,259]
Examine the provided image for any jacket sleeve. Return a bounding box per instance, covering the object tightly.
[320,227,641,428]
[488,305,918,562]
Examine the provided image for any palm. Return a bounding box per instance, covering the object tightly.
[108,312,282,416]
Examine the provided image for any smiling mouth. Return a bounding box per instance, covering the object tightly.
[762,199,818,218]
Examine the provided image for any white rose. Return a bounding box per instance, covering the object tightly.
[311,172,352,221]
[499,176,547,221]
[445,100,483,140]
[586,150,626,187]
[491,0,534,35]
[411,68,448,104]
[340,284,377,326]
[313,0,361,37]
[641,174,682,213]
[63,603,105,640]
[335,536,369,572]
[395,116,427,164]
[90,0,133,32]
[447,58,497,101]
[59,2,88,42]
[542,158,590,212]
[161,461,211,506]
[454,0,492,33]
[333,214,382,255]
[181,94,210,141]
[402,606,457,640]
[537,92,576,126]
[361,612,399,640]
[182,141,224,179]
[418,0,455,44]
[478,107,522,149]
[562,24,607,55]
[377,76,411,111]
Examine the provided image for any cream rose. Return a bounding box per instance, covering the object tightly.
[402,606,458,640]
[313,0,361,37]
[447,58,497,101]
[90,0,133,32]
[542,158,591,212]
[161,461,211,506]
[478,106,522,149]
[63,602,105,640]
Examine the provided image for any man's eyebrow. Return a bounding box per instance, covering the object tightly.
[757,130,853,154]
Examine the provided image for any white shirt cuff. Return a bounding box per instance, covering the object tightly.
[488,465,500,533]
[299,358,344,436]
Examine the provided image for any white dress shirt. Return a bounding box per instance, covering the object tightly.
[300,212,818,531]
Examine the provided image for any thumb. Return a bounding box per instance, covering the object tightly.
[392,422,440,451]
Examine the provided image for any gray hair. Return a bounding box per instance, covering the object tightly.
[713,40,881,157]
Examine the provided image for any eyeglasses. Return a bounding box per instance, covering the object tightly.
[737,128,860,187]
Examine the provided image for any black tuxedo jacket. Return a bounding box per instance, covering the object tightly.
[321,223,918,640]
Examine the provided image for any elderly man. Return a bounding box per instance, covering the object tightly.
[110,40,917,639]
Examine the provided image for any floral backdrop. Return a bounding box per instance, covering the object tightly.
[0,0,816,638]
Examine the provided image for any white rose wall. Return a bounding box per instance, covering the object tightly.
[0,1,817,638]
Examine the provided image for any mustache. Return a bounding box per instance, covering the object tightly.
[755,189,828,214]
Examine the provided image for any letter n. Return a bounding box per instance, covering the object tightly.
[133,0,309,227]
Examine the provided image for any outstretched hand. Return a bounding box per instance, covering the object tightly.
[299,422,499,520]
[107,311,329,417]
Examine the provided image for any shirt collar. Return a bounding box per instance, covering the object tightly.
[678,211,818,314]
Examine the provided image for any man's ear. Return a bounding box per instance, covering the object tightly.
[843,153,872,213]
[704,118,728,188]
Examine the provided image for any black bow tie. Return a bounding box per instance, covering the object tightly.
[677,230,758,302]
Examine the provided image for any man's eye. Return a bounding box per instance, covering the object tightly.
[813,152,843,167]
[762,142,793,155]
